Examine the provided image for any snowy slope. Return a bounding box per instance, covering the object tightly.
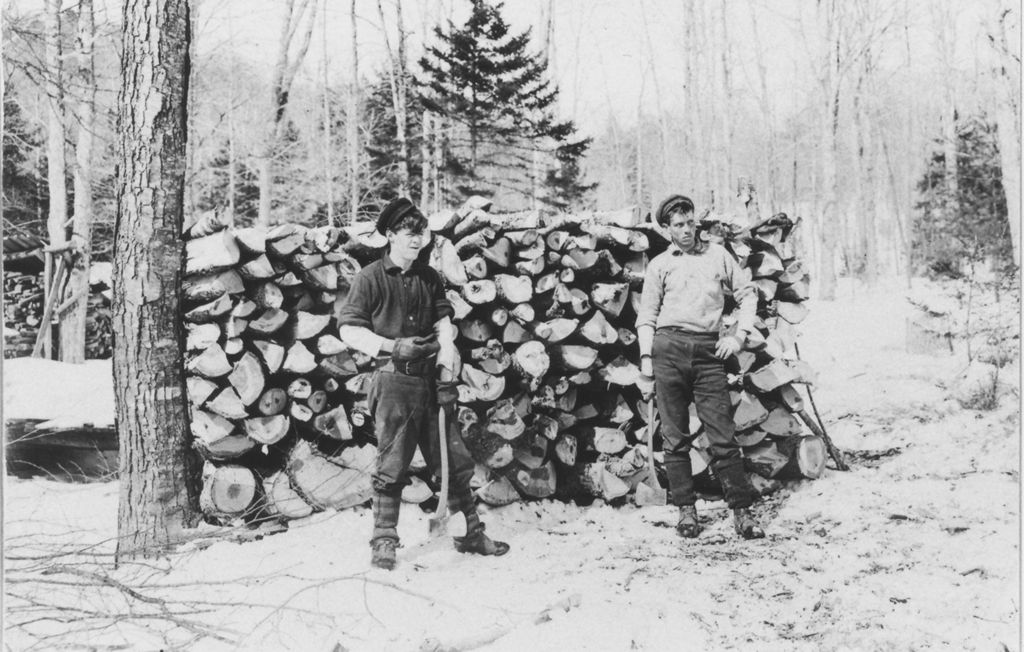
[4,278,1019,651]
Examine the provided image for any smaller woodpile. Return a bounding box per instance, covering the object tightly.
[3,266,113,360]
[181,199,830,527]
[3,273,44,358]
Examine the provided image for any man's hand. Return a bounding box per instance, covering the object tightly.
[639,354,654,378]
[436,380,459,407]
[714,334,743,359]
[637,355,655,401]
[392,335,440,361]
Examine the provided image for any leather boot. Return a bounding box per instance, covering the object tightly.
[733,507,765,540]
[454,524,510,556]
[370,538,398,570]
[676,505,701,538]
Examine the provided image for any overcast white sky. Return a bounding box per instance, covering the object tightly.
[7,0,1005,136]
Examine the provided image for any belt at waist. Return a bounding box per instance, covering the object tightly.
[378,357,435,377]
[655,327,719,340]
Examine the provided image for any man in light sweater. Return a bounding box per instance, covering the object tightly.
[636,195,765,540]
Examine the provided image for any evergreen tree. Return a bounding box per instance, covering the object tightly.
[418,0,592,209]
[914,114,1013,277]
[2,88,48,237]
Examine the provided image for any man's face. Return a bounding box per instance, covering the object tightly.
[666,211,697,250]
[388,227,426,261]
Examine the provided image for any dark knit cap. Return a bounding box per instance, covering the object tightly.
[376,197,423,235]
[654,194,695,226]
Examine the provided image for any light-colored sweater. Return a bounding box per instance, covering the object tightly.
[635,242,756,336]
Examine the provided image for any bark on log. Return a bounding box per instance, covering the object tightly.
[262,470,313,519]
[287,440,373,510]
[183,270,244,302]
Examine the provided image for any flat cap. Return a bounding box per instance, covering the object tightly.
[376,197,423,235]
[654,194,695,227]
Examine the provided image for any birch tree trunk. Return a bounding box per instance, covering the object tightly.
[320,0,334,226]
[816,0,840,300]
[991,8,1021,267]
[347,0,359,223]
[377,0,410,196]
[114,0,199,563]
[257,0,316,227]
[44,0,67,359]
[61,0,95,363]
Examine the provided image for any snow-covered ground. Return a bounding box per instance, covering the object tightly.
[4,278,1020,651]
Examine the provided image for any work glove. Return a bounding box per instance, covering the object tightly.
[436,380,459,407]
[392,335,440,361]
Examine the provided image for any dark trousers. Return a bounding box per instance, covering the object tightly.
[367,370,478,543]
[652,329,758,509]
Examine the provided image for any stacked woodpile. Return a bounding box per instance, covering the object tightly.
[3,273,44,358]
[2,270,114,359]
[183,200,828,525]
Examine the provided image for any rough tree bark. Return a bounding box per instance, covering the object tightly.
[114,0,199,563]
[60,0,95,364]
[257,0,316,227]
[44,0,67,359]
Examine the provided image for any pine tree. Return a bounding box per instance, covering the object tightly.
[914,114,1013,277]
[2,88,48,237]
[418,0,591,209]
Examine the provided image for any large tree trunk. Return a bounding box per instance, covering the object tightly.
[44,0,67,359]
[61,0,95,364]
[114,0,199,563]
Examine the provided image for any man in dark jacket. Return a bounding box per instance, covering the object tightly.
[338,197,510,570]
[636,194,765,540]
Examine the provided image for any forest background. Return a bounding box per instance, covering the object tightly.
[2,0,1019,327]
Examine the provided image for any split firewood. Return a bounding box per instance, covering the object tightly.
[287,440,373,510]
[463,254,489,279]
[462,279,497,305]
[760,407,803,436]
[459,317,496,344]
[185,293,233,323]
[507,460,557,498]
[184,209,229,239]
[511,340,550,381]
[291,253,324,272]
[748,359,799,392]
[459,364,506,402]
[287,378,313,400]
[282,342,317,374]
[554,433,578,466]
[252,340,285,374]
[743,440,790,478]
[580,310,618,345]
[552,345,599,371]
[186,230,241,275]
[476,475,522,506]
[591,427,627,455]
[184,270,245,302]
[482,237,512,268]
[186,343,232,378]
[207,387,248,420]
[291,311,331,340]
[244,414,290,445]
[312,404,353,440]
[317,334,348,356]
[447,290,473,320]
[733,390,770,430]
[490,307,509,327]
[429,235,469,286]
[248,308,288,335]
[232,227,267,255]
[485,400,526,440]
[186,375,219,407]
[302,265,339,291]
[186,323,220,351]
[777,280,810,302]
[289,402,314,422]
[735,428,768,448]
